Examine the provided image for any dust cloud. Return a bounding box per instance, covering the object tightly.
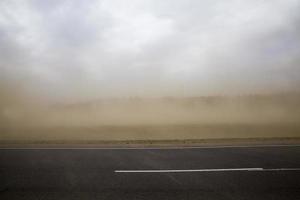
[1,0,300,142]
[1,80,300,141]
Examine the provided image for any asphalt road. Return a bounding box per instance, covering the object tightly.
[0,145,300,200]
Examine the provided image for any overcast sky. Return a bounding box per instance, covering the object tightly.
[0,0,300,100]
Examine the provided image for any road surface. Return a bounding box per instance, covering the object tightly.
[0,145,300,199]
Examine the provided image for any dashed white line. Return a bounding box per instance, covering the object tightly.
[115,168,300,173]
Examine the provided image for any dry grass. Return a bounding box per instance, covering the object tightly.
[1,123,300,142]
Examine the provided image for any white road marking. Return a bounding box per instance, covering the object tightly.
[115,168,300,173]
[0,144,300,150]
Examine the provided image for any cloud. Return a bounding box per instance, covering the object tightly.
[0,0,299,100]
